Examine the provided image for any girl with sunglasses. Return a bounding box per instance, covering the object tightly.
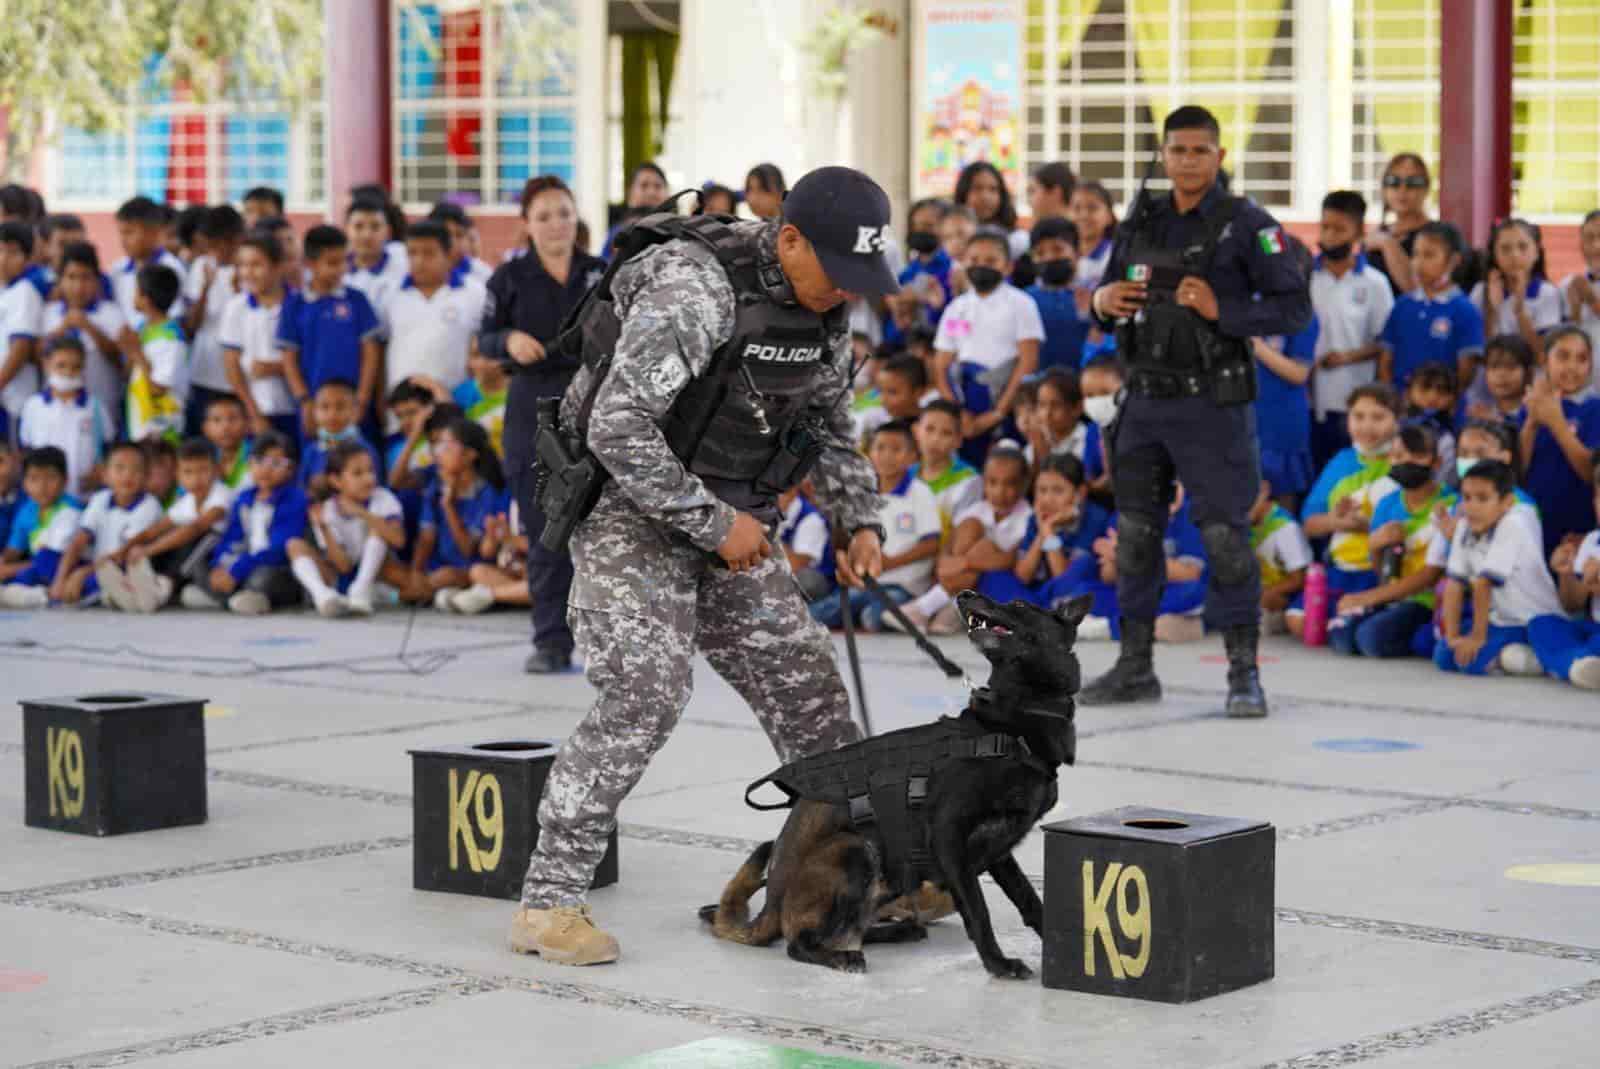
[1365,153,1433,295]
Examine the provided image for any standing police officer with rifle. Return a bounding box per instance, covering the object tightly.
[507,167,898,966]
[1081,106,1311,717]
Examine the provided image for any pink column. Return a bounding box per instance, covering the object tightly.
[1439,0,1512,247]
[323,0,392,217]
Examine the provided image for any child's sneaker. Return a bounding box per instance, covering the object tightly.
[345,587,376,616]
[0,584,48,609]
[450,584,496,615]
[1497,643,1542,677]
[179,585,222,610]
[1075,615,1113,641]
[125,559,169,613]
[883,605,930,634]
[95,562,138,611]
[1570,656,1600,691]
[928,603,963,636]
[314,592,351,618]
[228,590,272,615]
[433,587,461,613]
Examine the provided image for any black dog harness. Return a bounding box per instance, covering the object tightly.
[744,689,1072,892]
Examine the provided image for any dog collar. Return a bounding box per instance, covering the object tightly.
[970,686,1075,722]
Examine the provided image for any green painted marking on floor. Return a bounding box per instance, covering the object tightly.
[590,1037,891,1068]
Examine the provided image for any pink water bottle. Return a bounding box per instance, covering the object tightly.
[1302,563,1329,647]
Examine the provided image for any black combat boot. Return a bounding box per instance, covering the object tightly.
[1078,618,1161,705]
[1223,624,1268,718]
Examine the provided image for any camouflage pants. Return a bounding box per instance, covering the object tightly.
[520,488,862,908]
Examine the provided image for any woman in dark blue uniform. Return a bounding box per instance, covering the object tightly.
[477,176,606,674]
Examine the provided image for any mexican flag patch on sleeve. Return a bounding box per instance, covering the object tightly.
[1257,227,1285,255]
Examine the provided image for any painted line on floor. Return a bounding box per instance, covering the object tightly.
[1504,863,1600,887]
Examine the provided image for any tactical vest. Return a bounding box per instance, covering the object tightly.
[744,700,1065,894]
[567,213,841,519]
[1118,195,1247,376]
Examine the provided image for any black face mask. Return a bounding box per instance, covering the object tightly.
[907,230,940,255]
[1389,462,1433,490]
[967,266,1004,294]
[1321,242,1354,263]
[1038,259,1076,286]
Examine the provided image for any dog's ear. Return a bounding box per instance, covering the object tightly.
[1054,593,1094,631]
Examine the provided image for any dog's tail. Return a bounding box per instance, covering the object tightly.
[698,840,781,946]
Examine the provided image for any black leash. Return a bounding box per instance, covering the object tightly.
[832,523,873,737]
[862,575,966,679]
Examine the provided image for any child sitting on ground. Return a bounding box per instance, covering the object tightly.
[1529,458,1600,690]
[910,400,981,542]
[778,484,833,603]
[0,441,19,550]
[1329,424,1453,658]
[289,440,406,617]
[453,347,511,458]
[1435,460,1562,676]
[981,452,1110,609]
[1074,487,1209,643]
[1078,355,1122,497]
[299,379,380,499]
[51,441,162,608]
[144,439,179,509]
[413,418,508,610]
[119,438,235,612]
[1250,480,1313,635]
[856,354,931,446]
[447,509,533,615]
[1519,326,1600,555]
[0,447,82,609]
[203,394,254,491]
[1024,368,1093,477]
[895,442,1034,635]
[1465,334,1533,430]
[1402,361,1458,477]
[809,420,940,632]
[1302,383,1401,610]
[197,430,309,615]
[19,335,115,497]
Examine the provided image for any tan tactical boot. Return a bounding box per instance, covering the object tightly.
[507,905,619,965]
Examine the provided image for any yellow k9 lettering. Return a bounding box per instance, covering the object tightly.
[447,768,504,873]
[47,726,85,819]
[1082,860,1151,980]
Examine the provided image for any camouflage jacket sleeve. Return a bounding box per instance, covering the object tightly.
[802,321,882,537]
[584,240,740,552]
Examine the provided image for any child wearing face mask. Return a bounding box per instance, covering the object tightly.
[1328,423,1453,657]
[1519,326,1600,555]
[1026,217,1089,372]
[932,230,1043,468]
[1559,209,1600,397]
[19,336,115,497]
[891,198,954,342]
[1078,355,1123,497]
[1302,383,1402,605]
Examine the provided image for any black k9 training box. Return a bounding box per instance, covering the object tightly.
[22,692,208,836]
[410,740,618,899]
[1041,806,1274,1002]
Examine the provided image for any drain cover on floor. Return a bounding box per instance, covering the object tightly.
[591,1038,890,1068]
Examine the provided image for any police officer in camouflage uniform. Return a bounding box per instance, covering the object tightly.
[1081,106,1311,718]
[508,167,899,965]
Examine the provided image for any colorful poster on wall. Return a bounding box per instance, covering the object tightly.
[915,0,1023,200]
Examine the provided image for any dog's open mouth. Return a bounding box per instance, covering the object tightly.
[965,611,1012,637]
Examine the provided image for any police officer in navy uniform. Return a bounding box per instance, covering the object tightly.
[1082,105,1311,717]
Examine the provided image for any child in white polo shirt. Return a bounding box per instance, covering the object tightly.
[221,234,296,440]
[42,242,133,425]
[379,221,486,410]
[1528,459,1600,690]
[0,220,44,433]
[19,337,115,496]
[51,442,163,607]
[118,438,236,612]
[1434,460,1562,676]
[110,196,187,329]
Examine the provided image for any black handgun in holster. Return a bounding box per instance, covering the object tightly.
[533,397,608,552]
[754,415,828,498]
[1195,329,1258,407]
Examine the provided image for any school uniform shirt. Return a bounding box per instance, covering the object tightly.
[110,249,187,329]
[933,283,1046,374]
[6,494,83,561]
[778,494,830,565]
[345,247,410,311]
[1378,285,1485,392]
[166,480,235,534]
[78,489,163,554]
[213,483,310,583]
[299,430,380,491]
[1559,271,1600,395]
[420,478,506,570]
[1015,500,1112,583]
[1425,489,1540,570]
[1469,277,1564,339]
[220,292,295,417]
[878,472,942,594]
[910,457,981,540]
[127,319,189,441]
[891,251,954,343]
[276,285,381,395]
[1255,314,1320,495]
[1075,237,1114,294]
[42,299,128,418]
[0,272,44,422]
[1571,530,1600,624]
[1445,513,1562,627]
[218,442,254,492]
[954,498,1035,554]
[450,257,494,288]
[1251,504,1313,587]
[1370,484,1455,608]
[1301,447,1394,574]
[380,275,487,397]
[314,486,403,566]
[1310,255,1395,419]
[183,255,238,393]
[1524,396,1600,553]
[452,379,508,457]
[1026,284,1090,372]
[18,390,115,496]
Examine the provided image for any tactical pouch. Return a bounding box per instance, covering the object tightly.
[1209,358,1258,406]
[753,416,827,498]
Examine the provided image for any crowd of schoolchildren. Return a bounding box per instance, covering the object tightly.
[1,154,1597,693]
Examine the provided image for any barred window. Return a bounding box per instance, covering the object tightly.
[392,0,579,211]
[1351,0,1441,216]
[1512,1,1600,217]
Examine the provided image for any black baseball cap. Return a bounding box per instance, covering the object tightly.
[781,166,898,296]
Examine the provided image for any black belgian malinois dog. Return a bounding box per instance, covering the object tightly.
[701,590,1090,979]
